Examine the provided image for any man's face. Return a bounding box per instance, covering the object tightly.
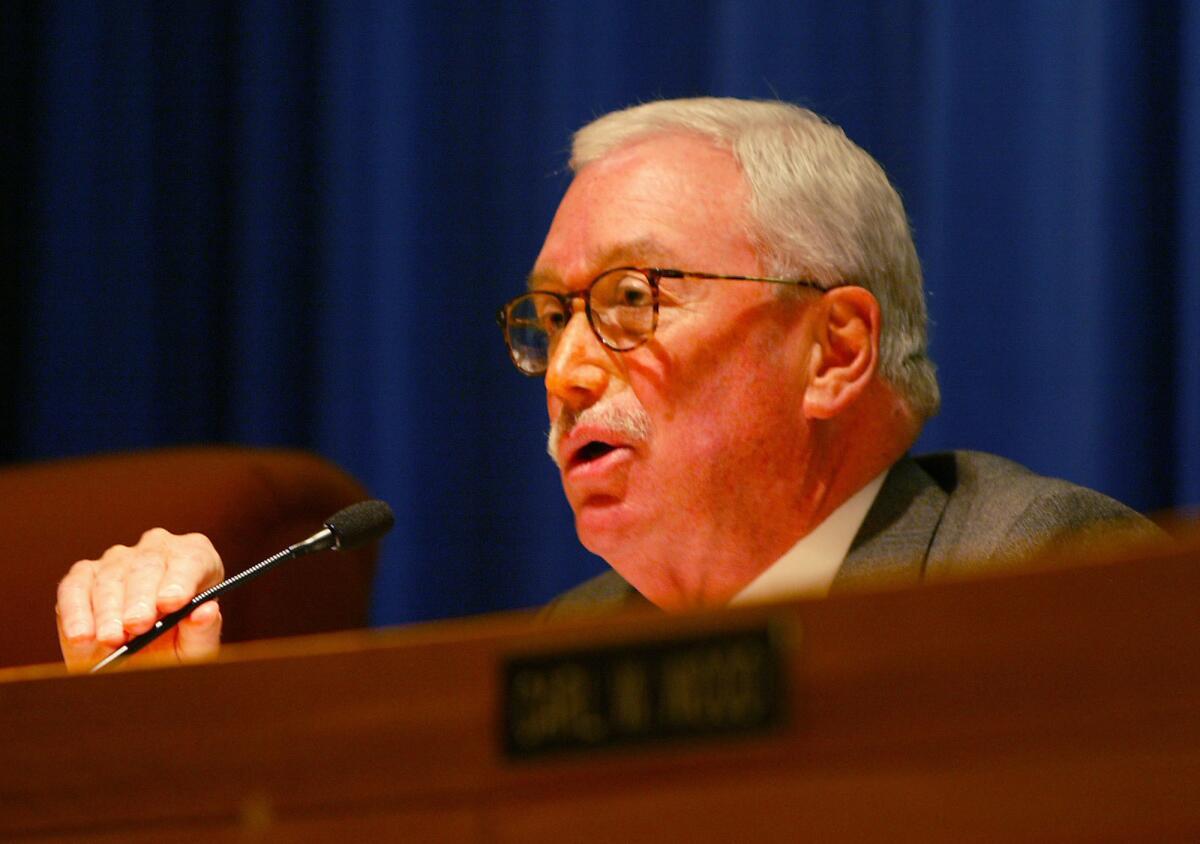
[530,133,816,608]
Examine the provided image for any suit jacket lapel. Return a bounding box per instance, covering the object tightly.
[538,569,652,619]
[831,455,949,593]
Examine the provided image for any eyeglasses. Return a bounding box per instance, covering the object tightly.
[496,266,835,376]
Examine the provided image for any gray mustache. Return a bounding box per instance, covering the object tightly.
[547,401,653,465]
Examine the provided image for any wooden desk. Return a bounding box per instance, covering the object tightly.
[2,538,1198,841]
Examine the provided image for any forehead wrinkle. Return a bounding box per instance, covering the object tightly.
[528,236,681,292]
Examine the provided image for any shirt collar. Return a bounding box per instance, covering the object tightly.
[729,470,887,606]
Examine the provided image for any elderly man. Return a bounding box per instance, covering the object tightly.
[503,98,1149,616]
[56,98,1149,670]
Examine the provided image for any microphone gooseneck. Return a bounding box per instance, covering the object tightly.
[89,500,395,674]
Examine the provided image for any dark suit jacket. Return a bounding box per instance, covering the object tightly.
[541,450,1158,618]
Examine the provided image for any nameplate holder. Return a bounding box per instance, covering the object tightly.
[501,622,790,759]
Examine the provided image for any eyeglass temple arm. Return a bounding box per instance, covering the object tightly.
[652,268,832,292]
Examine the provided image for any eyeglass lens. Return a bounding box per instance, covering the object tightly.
[505,269,657,373]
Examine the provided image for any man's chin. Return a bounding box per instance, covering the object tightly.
[573,496,641,556]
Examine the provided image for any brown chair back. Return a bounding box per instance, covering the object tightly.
[0,447,379,667]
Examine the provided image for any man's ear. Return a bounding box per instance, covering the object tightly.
[802,286,881,419]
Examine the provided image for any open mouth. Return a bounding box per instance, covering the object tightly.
[572,441,618,466]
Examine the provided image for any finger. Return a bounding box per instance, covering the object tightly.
[121,550,166,635]
[56,560,97,643]
[175,601,222,662]
[56,603,102,673]
[91,564,129,648]
[151,532,223,613]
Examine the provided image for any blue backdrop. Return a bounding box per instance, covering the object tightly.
[3,2,1197,627]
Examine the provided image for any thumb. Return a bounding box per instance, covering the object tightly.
[174,601,222,662]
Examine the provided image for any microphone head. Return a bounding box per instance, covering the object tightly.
[325,500,395,550]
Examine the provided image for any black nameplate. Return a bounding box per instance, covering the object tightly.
[502,625,788,759]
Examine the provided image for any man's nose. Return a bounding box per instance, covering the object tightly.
[544,304,613,410]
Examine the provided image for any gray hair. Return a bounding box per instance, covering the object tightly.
[570,98,940,422]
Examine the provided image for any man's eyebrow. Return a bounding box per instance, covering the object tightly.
[526,238,678,291]
[526,268,557,292]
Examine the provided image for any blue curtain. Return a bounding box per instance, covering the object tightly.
[3,2,1197,627]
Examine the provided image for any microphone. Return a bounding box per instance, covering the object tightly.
[89,500,395,674]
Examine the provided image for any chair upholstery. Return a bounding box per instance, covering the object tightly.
[0,447,379,668]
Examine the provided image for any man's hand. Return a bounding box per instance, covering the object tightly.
[55,529,225,673]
